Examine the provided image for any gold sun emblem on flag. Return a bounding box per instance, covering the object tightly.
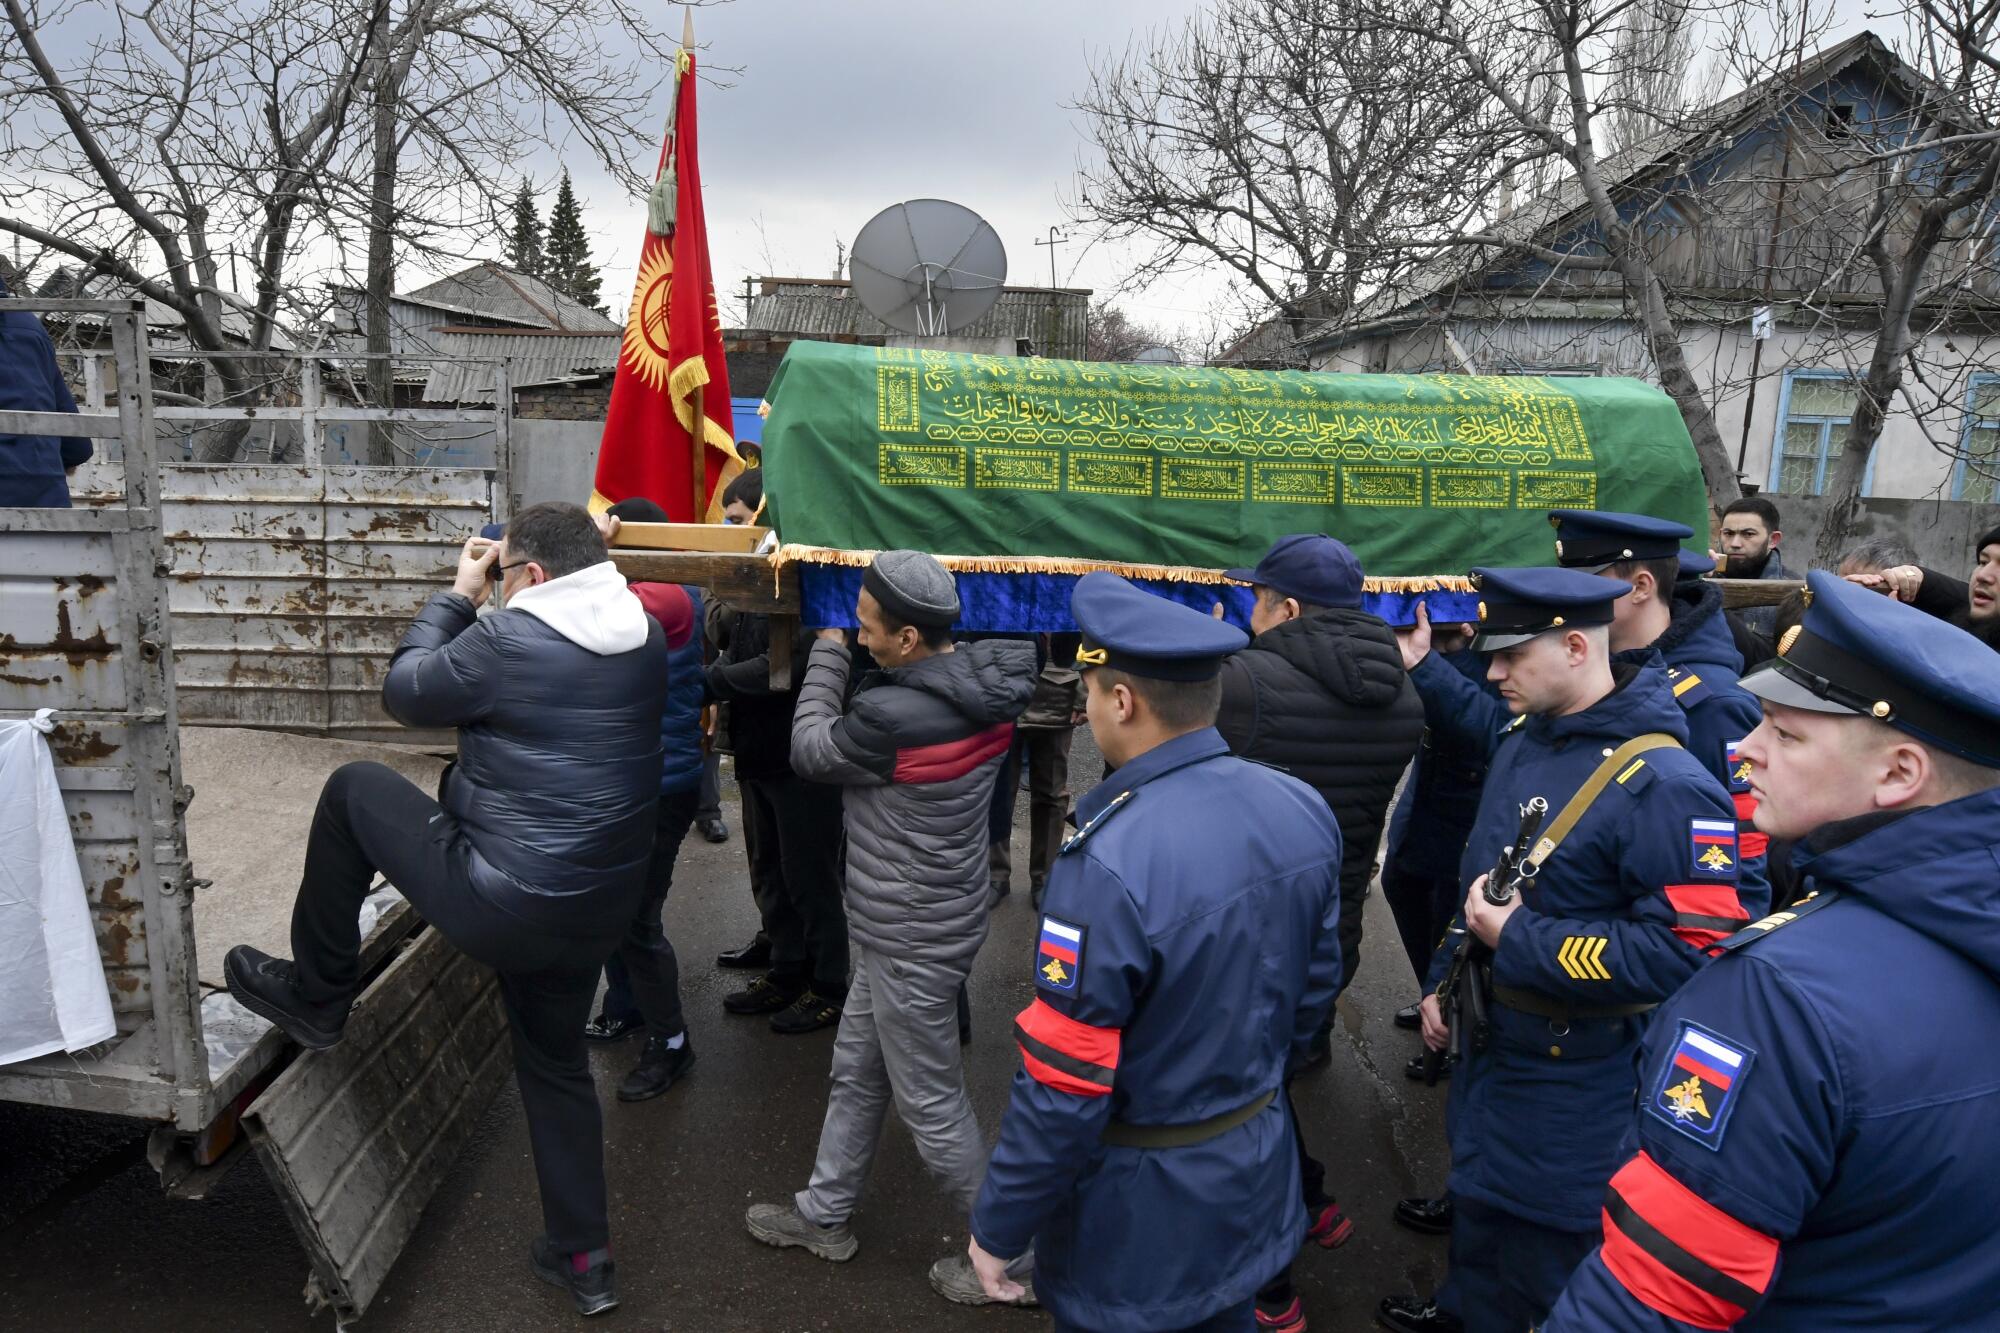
[619,242,676,392]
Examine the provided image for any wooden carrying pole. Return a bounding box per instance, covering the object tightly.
[676,8,707,519]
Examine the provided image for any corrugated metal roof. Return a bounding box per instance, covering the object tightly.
[407,263,620,333]
[417,329,621,402]
[744,278,1090,359]
[1304,32,1896,350]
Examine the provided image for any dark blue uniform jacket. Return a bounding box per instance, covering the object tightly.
[1385,648,1494,881]
[0,300,87,507]
[1547,790,2000,1331]
[1417,665,1747,1231]
[969,728,1343,1332]
[1412,581,1770,918]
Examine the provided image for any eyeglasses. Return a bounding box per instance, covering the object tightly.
[490,560,532,582]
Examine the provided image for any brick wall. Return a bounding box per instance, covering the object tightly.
[513,376,614,421]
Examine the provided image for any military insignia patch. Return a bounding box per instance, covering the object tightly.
[1688,818,1738,878]
[1036,916,1085,992]
[1647,1021,1755,1149]
[1724,740,1753,794]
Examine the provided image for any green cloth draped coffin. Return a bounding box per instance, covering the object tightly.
[761,340,1708,578]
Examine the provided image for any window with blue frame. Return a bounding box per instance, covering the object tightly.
[1953,377,2000,503]
[1770,372,1859,496]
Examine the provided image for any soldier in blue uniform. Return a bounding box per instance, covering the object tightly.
[960,572,1344,1333]
[1551,511,1770,918]
[1378,567,1748,1333]
[1545,571,2000,1331]
[1403,514,1770,920]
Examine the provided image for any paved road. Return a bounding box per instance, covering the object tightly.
[1,738,1450,1332]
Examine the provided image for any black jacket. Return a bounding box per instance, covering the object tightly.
[1216,608,1426,972]
[384,586,667,937]
[704,609,816,780]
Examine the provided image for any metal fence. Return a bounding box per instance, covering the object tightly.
[0,302,205,1123]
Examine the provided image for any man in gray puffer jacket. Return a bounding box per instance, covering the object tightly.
[745,549,1036,1299]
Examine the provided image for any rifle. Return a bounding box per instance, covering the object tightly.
[1422,797,1548,1086]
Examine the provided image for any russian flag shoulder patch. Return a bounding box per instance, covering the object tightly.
[1037,916,1085,993]
[1688,817,1739,879]
[1647,1020,1756,1149]
[1724,739,1754,794]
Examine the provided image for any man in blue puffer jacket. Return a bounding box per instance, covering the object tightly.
[224,501,666,1318]
[585,497,708,1103]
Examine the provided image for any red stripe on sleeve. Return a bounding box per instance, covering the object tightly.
[1600,1152,1779,1327]
[1021,1049,1112,1097]
[893,723,1014,784]
[1664,885,1750,920]
[1732,792,1769,857]
[1601,1206,1745,1330]
[1017,998,1121,1070]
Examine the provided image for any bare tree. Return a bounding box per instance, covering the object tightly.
[1334,0,1774,513]
[1799,0,2000,564]
[0,0,377,457]
[1085,300,1178,362]
[1070,0,1498,341]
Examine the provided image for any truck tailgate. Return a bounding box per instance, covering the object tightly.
[241,926,508,1322]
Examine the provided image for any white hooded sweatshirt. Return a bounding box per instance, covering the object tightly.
[502,559,650,656]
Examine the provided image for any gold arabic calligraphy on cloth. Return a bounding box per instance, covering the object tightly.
[871,347,1596,510]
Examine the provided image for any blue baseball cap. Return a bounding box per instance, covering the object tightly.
[1224,533,1364,609]
[1742,570,2000,766]
[1678,548,1717,579]
[1470,565,1633,652]
[1071,571,1248,681]
[1548,510,1694,571]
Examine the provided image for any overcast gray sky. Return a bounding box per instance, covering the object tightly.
[562,0,1886,343]
[567,0,1213,339]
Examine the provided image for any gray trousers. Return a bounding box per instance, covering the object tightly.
[796,941,985,1225]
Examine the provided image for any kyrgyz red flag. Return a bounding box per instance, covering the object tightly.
[592,49,739,521]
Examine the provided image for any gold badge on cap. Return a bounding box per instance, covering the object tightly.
[1778,625,1802,656]
[1477,600,1487,621]
[1872,700,1893,719]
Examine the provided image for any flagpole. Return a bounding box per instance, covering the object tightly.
[677,6,708,521]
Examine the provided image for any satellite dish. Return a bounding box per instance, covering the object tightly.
[849,199,1007,336]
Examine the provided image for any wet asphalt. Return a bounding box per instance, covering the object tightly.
[0,735,1449,1332]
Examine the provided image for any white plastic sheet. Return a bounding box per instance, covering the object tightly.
[0,710,116,1064]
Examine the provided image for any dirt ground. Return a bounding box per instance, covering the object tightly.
[1,731,1451,1333]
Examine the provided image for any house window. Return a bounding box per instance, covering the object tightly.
[1954,376,2000,502]
[1771,372,1858,496]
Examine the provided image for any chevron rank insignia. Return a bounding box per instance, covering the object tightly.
[1036,916,1085,992]
[1647,1021,1755,1149]
[1557,935,1611,981]
[1724,740,1753,794]
[1689,818,1738,878]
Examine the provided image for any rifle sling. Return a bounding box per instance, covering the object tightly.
[1522,732,1681,871]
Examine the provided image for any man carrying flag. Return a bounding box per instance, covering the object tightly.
[593,13,742,522]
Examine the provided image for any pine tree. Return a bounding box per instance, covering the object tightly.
[504,180,544,278]
[543,171,604,313]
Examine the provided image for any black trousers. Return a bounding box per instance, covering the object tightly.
[1255,1082,1332,1307]
[600,787,700,1034]
[289,761,625,1253]
[1383,863,1462,985]
[740,772,849,996]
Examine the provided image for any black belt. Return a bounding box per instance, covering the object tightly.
[1101,1089,1275,1149]
[1492,984,1656,1024]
